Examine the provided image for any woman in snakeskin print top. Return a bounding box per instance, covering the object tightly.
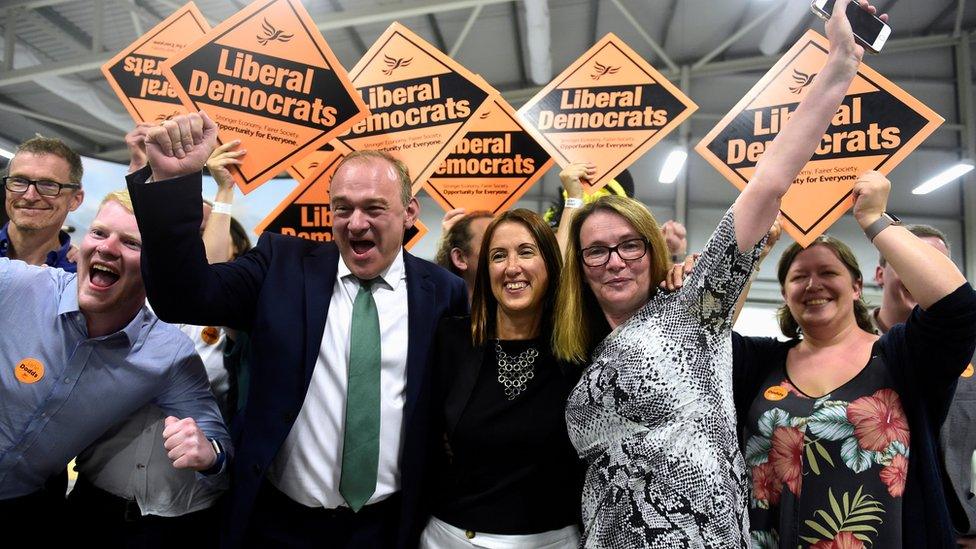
[552,1,885,546]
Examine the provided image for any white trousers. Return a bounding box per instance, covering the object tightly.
[419,516,581,549]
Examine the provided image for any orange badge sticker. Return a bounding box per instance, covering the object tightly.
[336,22,494,196]
[764,385,788,401]
[161,0,369,194]
[14,358,44,384]
[963,364,974,378]
[201,326,221,345]
[101,2,210,124]
[518,33,697,193]
[256,141,428,250]
[424,96,554,214]
[695,30,944,247]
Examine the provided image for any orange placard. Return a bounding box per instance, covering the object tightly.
[101,2,210,124]
[336,22,493,196]
[255,142,427,250]
[518,33,697,193]
[695,30,944,248]
[161,0,368,194]
[286,141,341,183]
[424,96,553,214]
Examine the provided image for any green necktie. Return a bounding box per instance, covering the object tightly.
[339,278,381,512]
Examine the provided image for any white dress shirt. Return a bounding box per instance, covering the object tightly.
[73,322,231,516]
[75,404,227,516]
[179,323,230,415]
[269,249,409,508]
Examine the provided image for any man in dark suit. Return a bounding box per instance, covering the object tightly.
[126,112,468,548]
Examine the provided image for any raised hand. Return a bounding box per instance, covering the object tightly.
[661,220,688,257]
[206,140,245,190]
[125,123,154,174]
[559,162,596,199]
[852,170,891,229]
[145,111,219,182]
[441,208,467,234]
[826,0,889,68]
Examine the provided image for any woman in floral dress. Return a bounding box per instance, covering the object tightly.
[734,173,976,548]
[553,2,890,546]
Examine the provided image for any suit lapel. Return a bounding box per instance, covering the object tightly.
[445,336,485,436]
[404,253,433,428]
[304,244,340,389]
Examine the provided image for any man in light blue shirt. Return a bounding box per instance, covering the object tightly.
[0,190,230,543]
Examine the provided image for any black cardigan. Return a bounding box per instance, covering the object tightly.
[733,284,976,548]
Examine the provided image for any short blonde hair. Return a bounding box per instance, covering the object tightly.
[99,190,133,213]
[553,195,671,364]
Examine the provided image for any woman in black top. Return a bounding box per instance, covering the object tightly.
[421,209,582,548]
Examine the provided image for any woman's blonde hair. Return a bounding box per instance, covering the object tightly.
[553,195,671,363]
[775,235,875,338]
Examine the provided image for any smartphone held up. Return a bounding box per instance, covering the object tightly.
[811,0,891,53]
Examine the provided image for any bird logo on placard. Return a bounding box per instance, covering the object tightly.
[591,61,620,80]
[382,55,413,75]
[479,111,490,119]
[308,161,320,170]
[257,18,294,46]
[789,69,816,94]
[154,110,180,122]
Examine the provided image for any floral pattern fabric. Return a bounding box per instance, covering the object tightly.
[745,347,909,548]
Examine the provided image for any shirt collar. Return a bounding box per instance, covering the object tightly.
[0,222,11,257]
[58,275,80,316]
[117,306,148,345]
[59,276,146,345]
[0,223,74,270]
[337,247,405,291]
[46,230,74,269]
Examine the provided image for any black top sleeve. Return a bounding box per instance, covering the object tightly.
[732,331,795,439]
[128,167,271,330]
[881,283,976,424]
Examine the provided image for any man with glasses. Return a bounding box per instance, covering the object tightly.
[1,136,84,271]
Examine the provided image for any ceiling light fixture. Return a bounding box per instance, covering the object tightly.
[658,148,688,184]
[911,161,975,195]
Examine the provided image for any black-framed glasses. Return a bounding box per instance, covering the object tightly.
[580,238,649,267]
[3,176,81,197]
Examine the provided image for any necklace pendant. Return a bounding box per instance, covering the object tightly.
[495,340,539,400]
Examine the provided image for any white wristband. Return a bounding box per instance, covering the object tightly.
[564,197,584,209]
[212,202,232,215]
